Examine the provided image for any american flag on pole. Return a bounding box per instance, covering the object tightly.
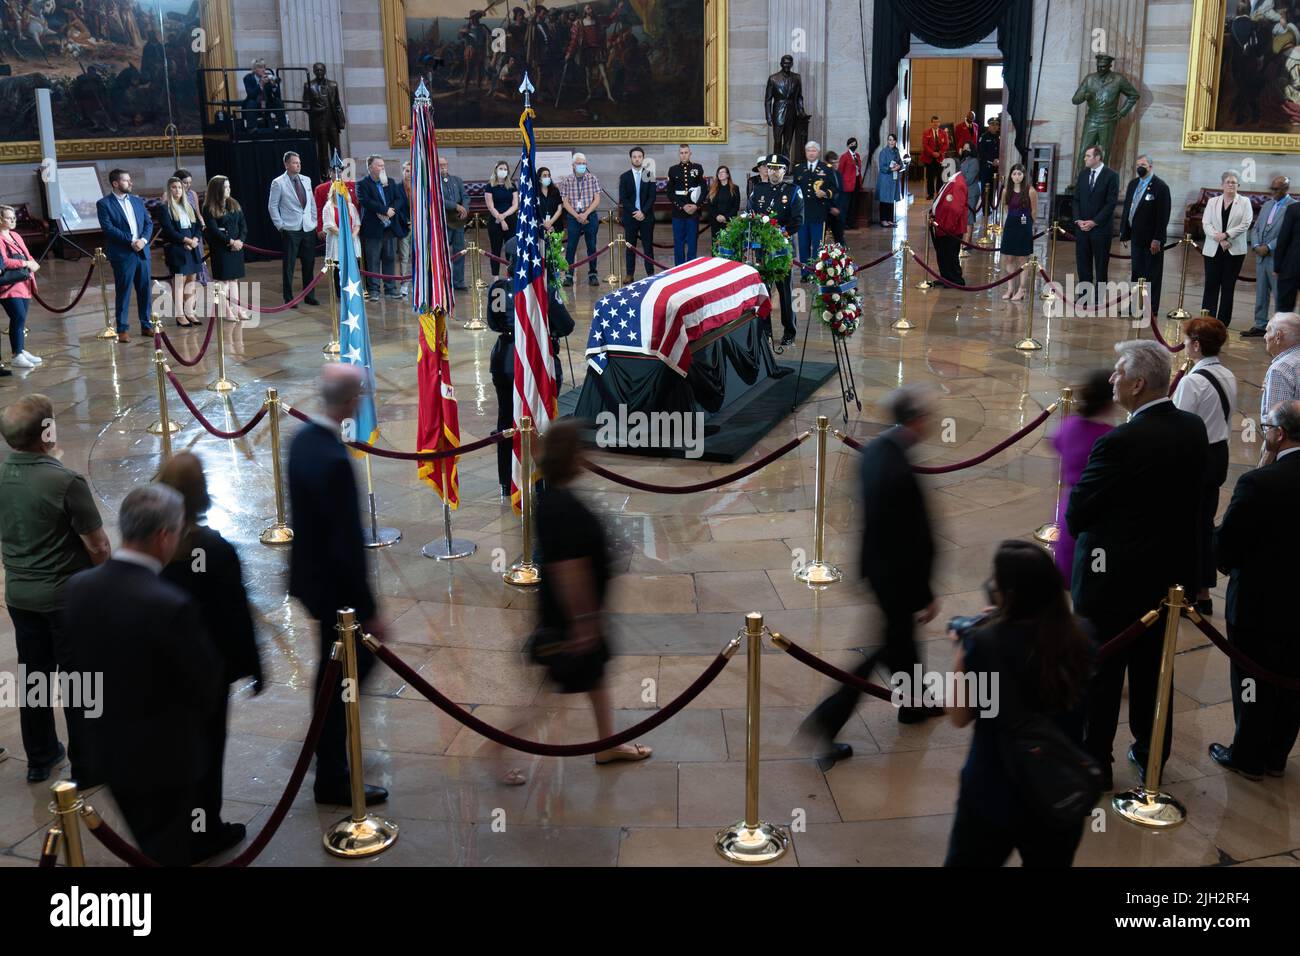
[585,257,771,377]
[410,79,461,506]
[510,83,557,515]
[334,182,380,450]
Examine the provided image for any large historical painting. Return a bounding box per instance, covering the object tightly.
[0,0,233,161]
[1184,0,1300,151]
[381,0,726,146]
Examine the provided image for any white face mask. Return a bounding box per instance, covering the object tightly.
[540,176,552,187]
[497,168,508,179]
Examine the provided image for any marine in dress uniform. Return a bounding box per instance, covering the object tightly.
[747,153,803,346]
[667,148,706,265]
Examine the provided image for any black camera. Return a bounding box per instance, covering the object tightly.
[947,612,991,641]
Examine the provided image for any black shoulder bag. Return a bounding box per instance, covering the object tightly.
[1193,367,1231,425]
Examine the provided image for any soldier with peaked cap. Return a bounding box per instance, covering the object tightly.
[747,153,803,346]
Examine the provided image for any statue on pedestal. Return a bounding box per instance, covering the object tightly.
[765,55,806,159]
[1071,53,1139,174]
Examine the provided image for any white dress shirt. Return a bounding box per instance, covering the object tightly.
[114,547,162,574]
[117,193,138,240]
[1172,357,1237,445]
[1278,446,1299,460]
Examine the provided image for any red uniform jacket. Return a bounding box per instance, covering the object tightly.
[836,150,862,192]
[922,127,950,165]
[933,176,968,237]
[954,121,979,155]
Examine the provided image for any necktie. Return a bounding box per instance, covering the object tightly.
[1268,201,1281,227]
[292,175,307,210]
[1090,169,1097,191]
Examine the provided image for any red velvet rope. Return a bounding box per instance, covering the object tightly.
[1168,365,1187,397]
[31,261,95,313]
[570,242,613,269]
[1094,614,1158,664]
[242,242,326,257]
[1149,313,1187,352]
[1054,229,1180,259]
[910,251,1021,291]
[628,244,672,271]
[284,405,508,460]
[581,432,809,494]
[958,229,1048,252]
[371,640,732,756]
[154,317,217,367]
[481,249,509,265]
[1190,615,1300,691]
[1037,267,1138,315]
[835,406,1054,475]
[225,270,324,314]
[38,832,61,868]
[166,371,269,439]
[777,638,895,702]
[360,269,413,281]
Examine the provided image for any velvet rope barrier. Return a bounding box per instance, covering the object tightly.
[38,830,61,867]
[481,249,509,265]
[1149,312,1186,352]
[31,261,95,313]
[628,244,673,272]
[581,431,810,494]
[652,223,709,248]
[958,229,1048,252]
[1188,613,1300,691]
[1094,611,1160,664]
[241,241,325,257]
[167,372,269,440]
[910,251,1022,291]
[226,269,324,314]
[1168,364,1187,397]
[154,316,218,368]
[284,404,510,461]
[1054,229,1179,260]
[773,636,895,702]
[570,242,613,270]
[370,639,733,757]
[1036,267,1135,316]
[360,268,414,281]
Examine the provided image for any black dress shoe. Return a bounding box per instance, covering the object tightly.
[1098,768,1114,792]
[587,273,599,286]
[191,821,247,863]
[27,742,66,783]
[813,742,854,773]
[1266,764,1287,778]
[1240,327,1266,338]
[304,297,320,306]
[897,704,942,724]
[1195,598,1213,616]
[1208,742,1262,781]
[779,334,796,347]
[314,782,389,806]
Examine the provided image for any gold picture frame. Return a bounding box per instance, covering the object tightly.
[1183,0,1300,152]
[380,0,727,147]
[0,0,236,164]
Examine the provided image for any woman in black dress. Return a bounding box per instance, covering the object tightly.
[203,175,250,320]
[484,160,519,277]
[998,163,1034,301]
[536,166,565,234]
[156,452,264,863]
[161,176,204,326]
[706,165,741,241]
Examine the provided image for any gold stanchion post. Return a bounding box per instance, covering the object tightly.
[716,612,790,863]
[605,214,620,289]
[795,415,841,587]
[504,418,540,587]
[323,259,340,356]
[892,243,915,331]
[1033,386,1072,544]
[95,248,117,339]
[207,287,237,392]
[1014,256,1043,351]
[1112,586,1189,829]
[50,781,86,867]
[147,348,180,445]
[464,219,487,331]
[915,216,934,289]
[323,609,399,857]
[1041,225,1059,300]
[1167,235,1192,319]
[260,388,293,545]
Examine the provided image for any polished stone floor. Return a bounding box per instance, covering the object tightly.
[1,198,1296,868]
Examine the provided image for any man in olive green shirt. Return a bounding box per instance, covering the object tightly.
[0,395,110,782]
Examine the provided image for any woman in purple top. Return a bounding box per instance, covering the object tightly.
[1049,370,1115,587]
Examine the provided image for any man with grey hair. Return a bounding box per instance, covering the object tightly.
[559,152,602,286]
[63,483,224,865]
[798,385,942,764]
[1210,399,1300,780]
[1244,175,1293,337]
[358,154,402,300]
[1119,153,1171,317]
[1260,312,1300,463]
[794,140,833,282]
[1067,339,1208,789]
[0,395,110,783]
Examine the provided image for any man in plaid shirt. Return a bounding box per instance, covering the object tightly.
[560,153,603,286]
[1260,312,1300,464]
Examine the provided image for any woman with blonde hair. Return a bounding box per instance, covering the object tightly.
[0,203,41,371]
[484,159,519,277]
[160,176,204,327]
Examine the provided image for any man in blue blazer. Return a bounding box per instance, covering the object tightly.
[356,155,402,299]
[95,168,154,343]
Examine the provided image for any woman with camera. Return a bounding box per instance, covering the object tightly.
[944,540,1096,867]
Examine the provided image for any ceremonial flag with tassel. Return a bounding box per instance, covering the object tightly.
[511,74,557,514]
[410,79,462,507]
[333,177,379,451]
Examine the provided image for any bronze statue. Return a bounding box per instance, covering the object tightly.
[303,62,346,181]
[765,54,806,159]
[1071,53,1139,175]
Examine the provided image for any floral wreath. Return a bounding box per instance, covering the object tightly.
[544,229,571,301]
[811,243,860,339]
[712,211,794,286]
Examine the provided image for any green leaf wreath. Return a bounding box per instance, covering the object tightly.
[711,212,794,286]
[544,228,571,300]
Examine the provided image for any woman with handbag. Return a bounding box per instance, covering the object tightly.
[202,176,250,321]
[944,540,1096,867]
[0,203,41,372]
[160,176,204,327]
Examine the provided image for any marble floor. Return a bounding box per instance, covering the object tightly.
[0,198,1296,868]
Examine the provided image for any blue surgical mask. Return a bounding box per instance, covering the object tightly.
[575,163,588,174]
[541,176,552,187]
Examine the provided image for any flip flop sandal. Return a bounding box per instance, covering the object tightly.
[595,744,652,765]
[500,768,527,786]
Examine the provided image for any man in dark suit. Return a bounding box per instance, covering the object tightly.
[1274,200,1300,312]
[1209,400,1300,780]
[241,59,285,128]
[1067,340,1208,788]
[667,143,705,264]
[357,154,403,300]
[1119,153,1172,318]
[618,146,657,283]
[1072,145,1120,301]
[94,168,154,343]
[63,484,227,866]
[798,386,942,765]
[288,364,389,806]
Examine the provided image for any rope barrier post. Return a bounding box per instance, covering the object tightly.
[94,248,117,339]
[716,612,790,864]
[1131,278,1149,336]
[40,826,64,866]
[1112,585,1189,830]
[605,214,620,289]
[1164,273,1186,350]
[1033,386,1072,545]
[323,608,399,858]
[49,781,86,867]
[464,231,487,331]
[147,348,180,446]
[1041,225,1059,300]
[1166,234,1193,320]
[259,388,293,545]
[1013,256,1043,351]
[915,217,934,290]
[892,243,915,331]
[504,417,541,587]
[322,259,341,356]
[206,287,237,393]
[795,415,841,588]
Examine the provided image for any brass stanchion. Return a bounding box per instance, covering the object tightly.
[1112,586,1189,829]
[94,247,118,339]
[605,214,620,289]
[795,415,841,588]
[504,418,540,587]
[1131,278,1149,337]
[147,348,180,444]
[322,259,340,356]
[716,612,790,863]
[1166,235,1193,319]
[464,219,488,331]
[915,216,934,289]
[323,609,399,857]
[259,388,293,545]
[1040,225,1059,300]
[50,781,86,867]
[206,287,237,392]
[1014,256,1043,351]
[892,243,915,331]
[1033,386,1073,544]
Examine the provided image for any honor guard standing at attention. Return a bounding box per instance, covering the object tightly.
[667,144,706,265]
[748,153,803,346]
[792,141,834,282]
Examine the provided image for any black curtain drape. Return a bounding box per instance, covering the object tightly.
[868,0,1032,167]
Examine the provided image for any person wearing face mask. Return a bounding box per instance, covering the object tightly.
[535,165,565,234]
[484,160,519,279]
[1119,154,1171,320]
[1199,170,1254,326]
[837,137,863,229]
[618,146,657,283]
[875,134,903,228]
[1244,176,1295,338]
[559,152,602,287]
[439,156,470,292]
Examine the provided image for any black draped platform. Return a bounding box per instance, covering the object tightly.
[560,314,836,463]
